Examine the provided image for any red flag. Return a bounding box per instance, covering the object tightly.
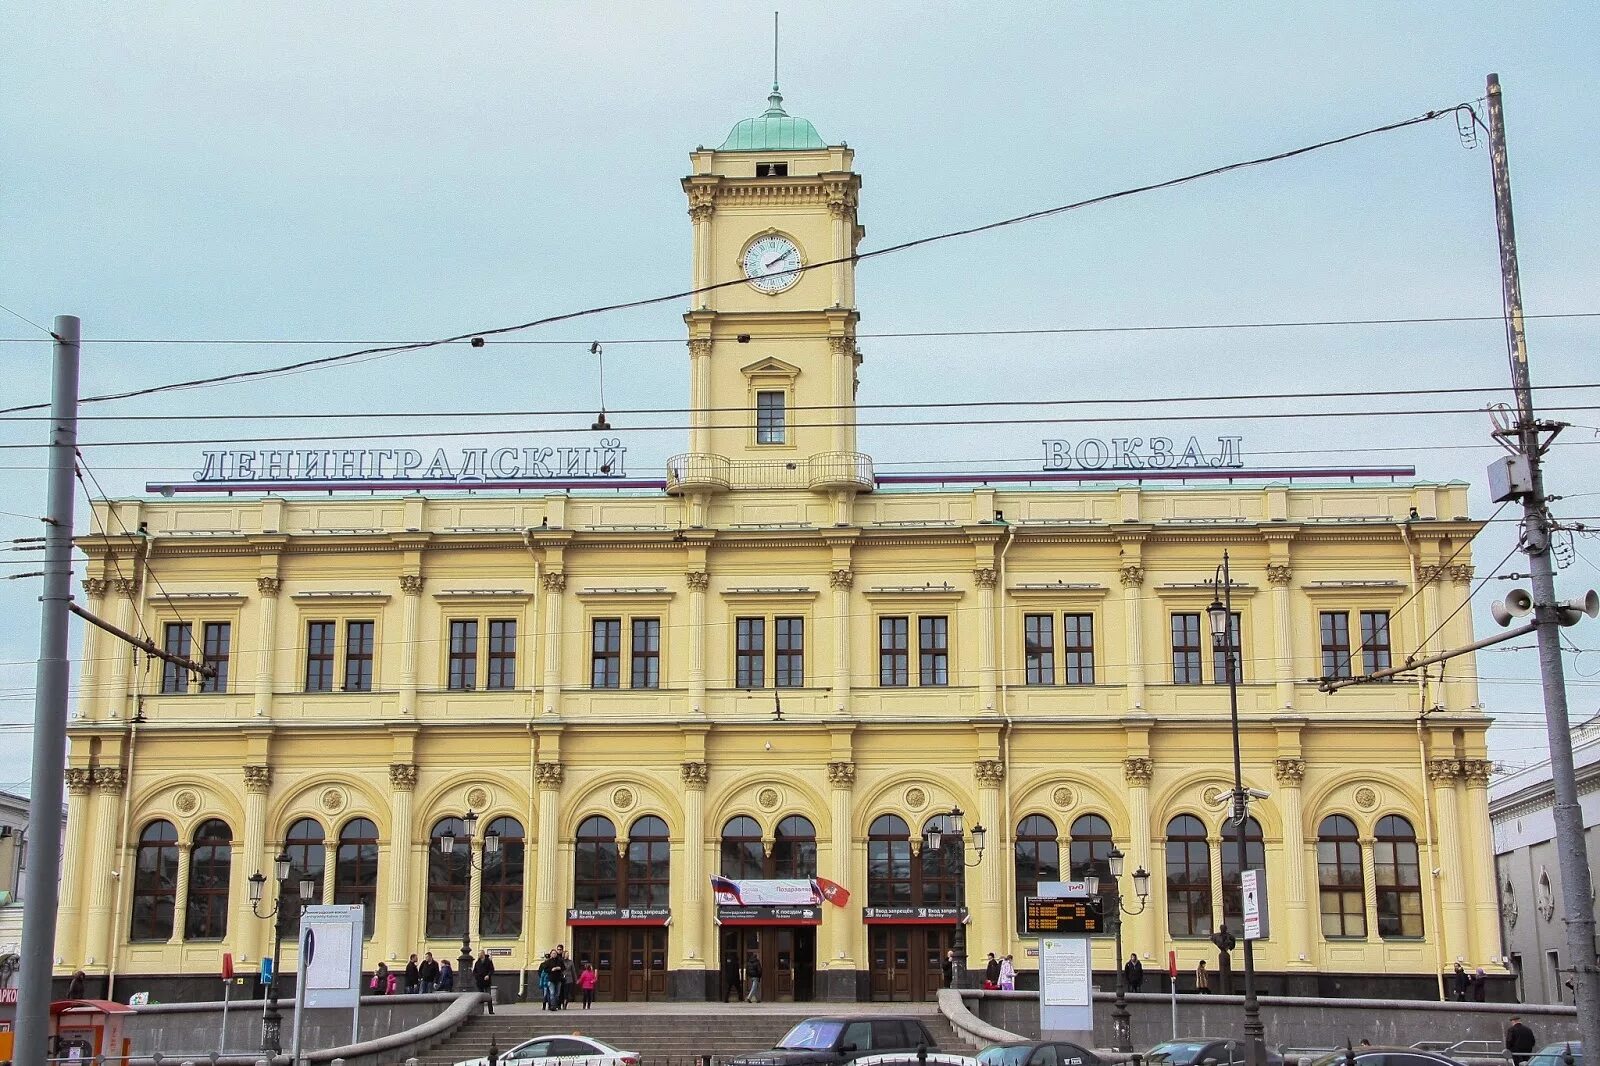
[814,877,851,907]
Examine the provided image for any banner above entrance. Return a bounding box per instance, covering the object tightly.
[717,904,821,926]
[710,875,850,908]
[566,905,670,926]
[861,905,967,924]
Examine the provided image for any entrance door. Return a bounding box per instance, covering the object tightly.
[571,927,668,1001]
[719,926,816,1002]
[869,926,955,1001]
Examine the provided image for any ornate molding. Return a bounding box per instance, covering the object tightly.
[687,339,712,359]
[1461,758,1493,785]
[243,764,273,794]
[829,568,855,591]
[680,761,708,790]
[388,763,417,791]
[1449,564,1475,586]
[827,761,856,788]
[256,576,282,597]
[688,203,714,223]
[1266,564,1293,587]
[535,761,564,788]
[1118,565,1145,589]
[541,571,567,594]
[1426,757,1462,782]
[1419,564,1446,586]
[398,574,424,595]
[82,577,109,597]
[974,759,1006,786]
[827,336,857,358]
[1274,757,1306,784]
[113,577,139,597]
[687,188,716,219]
[65,768,93,796]
[686,570,710,592]
[1123,756,1154,784]
[91,766,125,793]
[973,568,997,590]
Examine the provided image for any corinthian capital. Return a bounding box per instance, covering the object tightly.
[1119,565,1145,588]
[1274,757,1306,784]
[65,768,93,796]
[243,764,273,794]
[388,762,417,791]
[687,339,712,359]
[1123,756,1153,784]
[256,576,282,597]
[542,571,567,594]
[91,766,125,794]
[535,761,564,788]
[973,568,997,590]
[399,574,424,595]
[680,761,708,790]
[974,759,1006,786]
[1266,564,1293,587]
[687,570,710,592]
[829,568,854,591]
[827,761,856,788]
[82,578,109,598]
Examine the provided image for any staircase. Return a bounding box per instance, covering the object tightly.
[409,1004,965,1066]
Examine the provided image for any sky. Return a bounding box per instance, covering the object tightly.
[2,3,1598,796]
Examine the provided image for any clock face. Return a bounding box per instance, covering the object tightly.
[741,235,803,294]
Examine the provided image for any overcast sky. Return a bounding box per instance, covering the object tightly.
[2,3,1597,795]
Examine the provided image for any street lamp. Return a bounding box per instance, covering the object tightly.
[1207,550,1265,1066]
[922,806,987,988]
[1083,846,1151,1051]
[248,851,316,1055]
[439,809,502,984]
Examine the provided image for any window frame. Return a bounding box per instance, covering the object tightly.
[591,618,623,689]
[1171,613,1204,685]
[1013,814,1060,933]
[445,616,520,691]
[1165,814,1213,938]
[879,616,910,687]
[426,816,469,939]
[184,818,233,941]
[631,618,661,690]
[334,816,379,939]
[158,615,238,695]
[1319,611,1354,681]
[130,819,180,942]
[480,816,526,939]
[918,615,949,687]
[1220,816,1267,937]
[732,613,808,689]
[755,390,788,445]
[1024,613,1056,685]
[1317,814,1368,940]
[1374,813,1423,939]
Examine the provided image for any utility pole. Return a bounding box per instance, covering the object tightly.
[14,315,80,1065]
[1486,74,1600,1047]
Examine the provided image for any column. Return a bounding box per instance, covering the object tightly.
[83,766,125,969]
[826,761,857,990]
[540,573,566,715]
[468,837,484,952]
[687,340,712,452]
[168,844,193,945]
[687,572,708,711]
[1267,565,1295,709]
[1273,758,1313,970]
[79,580,108,721]
[975,569,998,710]
[827,184,850,309]
[828,338,852,453]
[974,760,1005,950]
[238,764,272,964]
[1360,836,1380,942]
[386,763,417,961]
[399,575,423,716]
[688,197,713,307]
[1447,566,1481,709]
[1428,757,1469,965]
[106,579,139,721]
[534,762,563,951]
[56,769,95,965]
[254,577,281,719]
[1122,757,1155,962]
[1419,564,1445,659]
[1460,759,1499,963]
[1120,566,1146,708]
[680,762,708,972]
[831,569,853,713]
[322,840,338,905]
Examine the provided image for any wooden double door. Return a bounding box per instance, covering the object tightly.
[719,926,816,1001]
[869,925,955,1001]
[570,926,668,1001]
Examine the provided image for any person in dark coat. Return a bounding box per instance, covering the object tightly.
[418,951,440,993]
[472,949,496,1014]
[1123,953,1144,993]
[65,971,86,1000]
[723,954,743,1002]
[942,950,955,989]
[404,953,420,995]
[984,952,1001,989]
[438,959,454,992]
[1470,967,1487,1002]
[1505,1017,1537,1065]
[745,951,763,1002]
[1450,962,1469,1002]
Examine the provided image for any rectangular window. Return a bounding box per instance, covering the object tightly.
[591,619,622,689]
[161,622,192,694]
[1063,613,1095,685]
[756,390,786,444]
[774,616,804,688]
[631,618,660,689]
[305,621,336,692]
[343,621,374,692]
[486,619,517,690]
[1025,614,1055,685]
[199,622,231,693]
[1211,611,1242,685]
[1361,611,1393,678]
[736,617,765,688]
[879,617,909,686]
[1172,613,1203,685]
[1320,611,1352,680]
[448,620,478,691]
[919,616,949,686]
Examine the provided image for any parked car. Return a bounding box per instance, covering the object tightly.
[726,1016,942,1066]
[978,1040,1102,1066]
[1528,1044,1582,1066]
[854,1055,978,1066]
[452,1033,640,1066]
[1145,1038,1284,1066]
[1305,1048,1467,1066]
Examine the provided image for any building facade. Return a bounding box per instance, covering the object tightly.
[59,88,1504,1003]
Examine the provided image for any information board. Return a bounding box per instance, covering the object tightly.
[1023,896,1102,935]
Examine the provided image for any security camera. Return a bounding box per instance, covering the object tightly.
[1246,787,1271,801]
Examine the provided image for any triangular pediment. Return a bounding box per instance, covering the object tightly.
[740,356,802,382]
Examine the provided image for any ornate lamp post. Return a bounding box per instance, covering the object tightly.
[439,809,501,984]
[1208,550,1265,1066]
[1083,846,1151,1051]
[248,851,316,1055]
[922,806,987,987]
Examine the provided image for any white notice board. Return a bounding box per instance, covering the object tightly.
[1040,936,1090,1006]
[301,904,365,1009]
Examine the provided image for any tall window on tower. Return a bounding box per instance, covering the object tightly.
[756,391,787,444]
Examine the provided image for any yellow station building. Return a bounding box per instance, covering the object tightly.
[59,87,1503,1003]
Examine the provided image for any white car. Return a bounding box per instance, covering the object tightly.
[854,1055,980,1066]
[453,1033,641,1066]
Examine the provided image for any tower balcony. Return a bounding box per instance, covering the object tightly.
[665,451,874,494]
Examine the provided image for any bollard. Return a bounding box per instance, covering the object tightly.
[488,1035,501,1064]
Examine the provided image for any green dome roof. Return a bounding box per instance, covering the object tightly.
[717,85,825,152]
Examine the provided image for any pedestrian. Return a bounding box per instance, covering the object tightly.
[419,951,440,993]
[942,950,955,989]
[1451,961,1469,1002]
[548,949,569,1010]
[579,960,598,1009]
[557,945,573,1009]
[66,970,86,1000]
[386,970,400,995]
[745,951,763,1002]
[999,954,1016,991]
[404,953,420,995]
[984,952,1001,990]
[1195,959,1210,994]
[538,951,556,1011]
[1505,1016,1537,1066]
[1124,953,1144,993]
[473,949,496,1014]
[723,953,743,1002]
[438,959,454,992]
[370,962,390,996]
[1471,967,1488,1002]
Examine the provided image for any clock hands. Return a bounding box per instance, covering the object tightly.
[764,249,797,269]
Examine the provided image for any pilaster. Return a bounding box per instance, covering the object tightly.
[1122,755,1154,961]
[1459,758,1498,963]
[534,760,564,951]
[386,762,417,962]
[826,759,857,985]
[56,768,95,965]
[84,765,125,969]
[1273,757,1312,969]
[1427,756,1469,964]
[399,574,423,716]
[239,763,272,964]
[254,576,281,719]
[680,761,708,968]
[1119,559,1146,708]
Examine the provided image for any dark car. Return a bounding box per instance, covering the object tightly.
[978,1040,1102,1066]
[1307,1049,1467,1066]
[1528,1043,1583,1066]
[726,1017,941,1066]
[1146,1039,1284,1066]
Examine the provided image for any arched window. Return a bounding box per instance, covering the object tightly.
[427,817,468,938]
[773,815,818,879]
[1318,814,1366,938]
[1014,815,1060,931]
[131,820,179,941]
[1221,816,1266,935]
[628,815,671,907]
[184,819,232,940]
[1374,814,1422,938]
[480,816,525,939]
[335,817,379,939]
[720,815,765,880]
[1070,814,1117,921]
[1166,815,1212,937]
[867,814,913,906]
[920,817,963,906]
[284,818,325,934]
[574,815,619,907]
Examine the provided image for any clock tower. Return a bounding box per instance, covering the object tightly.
[670,84,871,511]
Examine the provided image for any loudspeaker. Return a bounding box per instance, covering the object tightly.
[1558,589,1600,627]
[1491,588,1534,627]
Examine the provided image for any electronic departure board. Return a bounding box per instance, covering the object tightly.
[1022,896,1101,935]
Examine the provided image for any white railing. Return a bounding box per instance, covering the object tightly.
[665,452,873,493]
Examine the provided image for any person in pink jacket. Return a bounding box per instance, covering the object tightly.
[578,960,598,1009]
